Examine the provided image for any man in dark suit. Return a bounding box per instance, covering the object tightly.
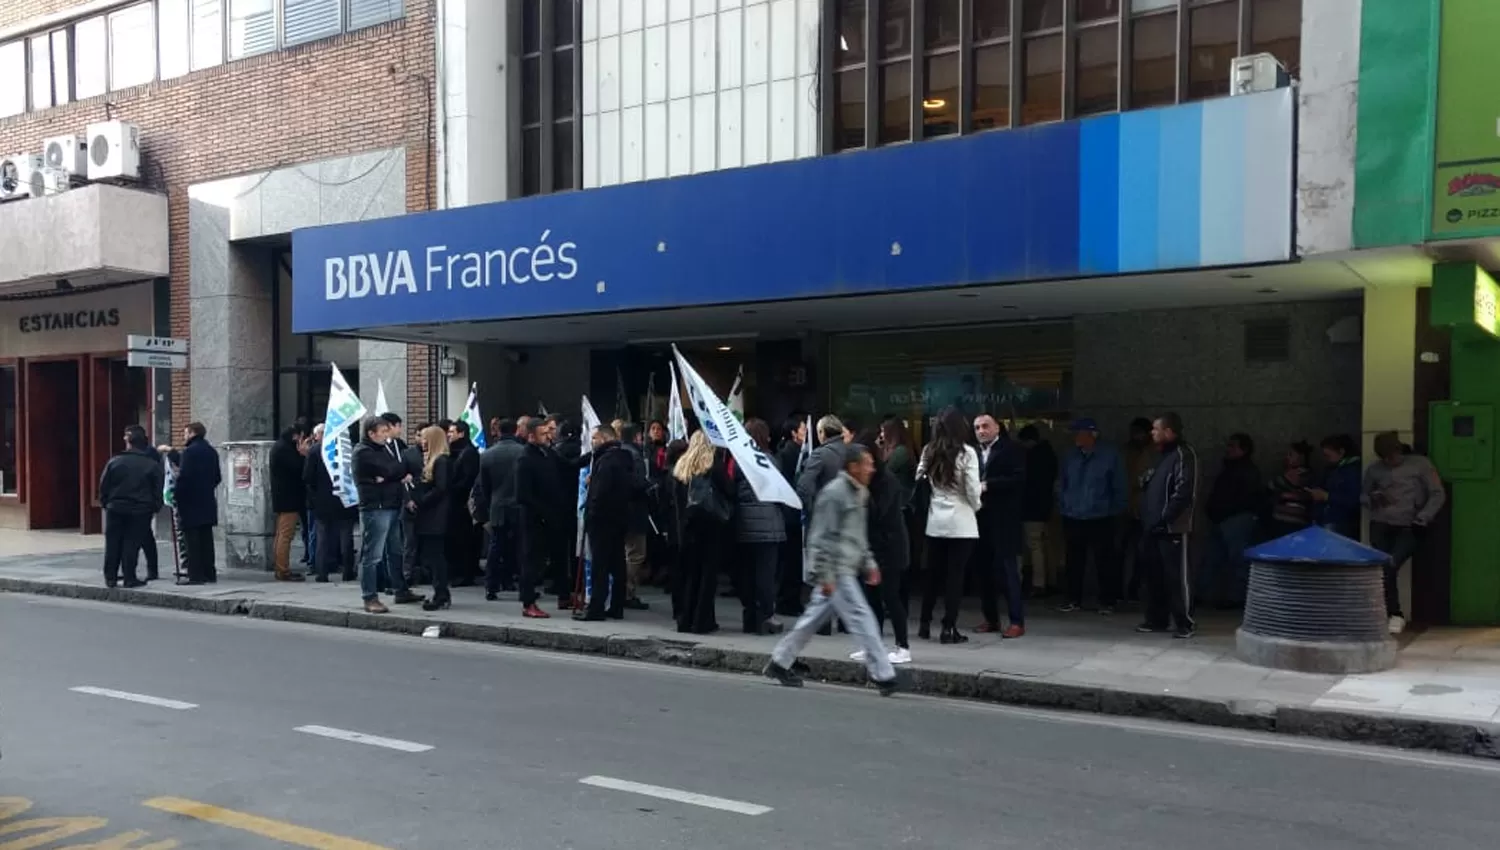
[582,425,644,621]
[445,418,483,586]
[174,421,222,585]
[516,415,562,618]
[476,418,525,600]
[973,414,1027,638]
[100,425,165,588]
[381,412,424,586]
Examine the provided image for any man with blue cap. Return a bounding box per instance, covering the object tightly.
[1056,417,1127,614]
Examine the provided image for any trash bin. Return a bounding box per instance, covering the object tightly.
[1236,526,1397,675]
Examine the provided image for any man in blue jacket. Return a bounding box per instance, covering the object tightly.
[174,421,222,585]
[1057,417,1127,614]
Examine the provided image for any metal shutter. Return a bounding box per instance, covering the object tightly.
[283,0,340,45]
[347,0,403,31]
[231,0,275,57]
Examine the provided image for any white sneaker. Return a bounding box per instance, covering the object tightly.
[888,647,912,664]
[849,649,868,662]
[1388,615,1406,635]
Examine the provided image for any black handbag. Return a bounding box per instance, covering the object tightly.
[687,474,733,524]
[907,475,932,522]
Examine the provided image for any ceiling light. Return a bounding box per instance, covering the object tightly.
[923,98,947,110]
[1228,272,1255,279]
[717,345,733,352]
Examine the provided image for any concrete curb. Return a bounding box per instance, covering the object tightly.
[6,576,1499,760]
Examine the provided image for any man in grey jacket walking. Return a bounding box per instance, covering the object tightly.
[1365,431,1446,635]
[765,443,899,696]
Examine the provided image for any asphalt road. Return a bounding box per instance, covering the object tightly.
[2,595,1498,850]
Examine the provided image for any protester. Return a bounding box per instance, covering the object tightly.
[269,423,309,582]
[852,427,911,664]
[916,407,982,644]
[547,415,587,607]
[582,424,642,620]
[1138,413,1198,638]
[774,414,809,617]
[445,419,483,587]
[352,414,423,613]
[618,422,653,610]
[99,425,165,589]
[304,423,356,583]
[476,418,524,599]
[414,425,455,611]
[175,421,222,585]
[795,415,850,518]
[733,418,787,635]
[764,443,899,696]
[673,431,733,634]
[516,415,561,618]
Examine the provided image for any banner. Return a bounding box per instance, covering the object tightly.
[575,396,604,610]
[322,363,366,508]
[374,379,391,415]
[672,345,800,510]
[667,363,687,441]
[727,365,745,422]
[459,384,488,449]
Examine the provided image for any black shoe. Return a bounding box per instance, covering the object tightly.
[581,611,608,622]
[1136,622,1167,634]
[761,619,785,635]
[816,623,832,637]
[607,610,625,620]
[485,592,499,602]
[790,660,812,676]
[392,591,426,604]
[939,627,969,645]
[874,677,900,697]
[104,581,118,589]
[146,573,159,582]
[623,597,650,610]
[1173,627,1196,639]
[122,579,145,589]
[917,622,932,641]
[452,578,476,588]
[314,575,329,583]
[422,596,451,612]
[763,661,804,688]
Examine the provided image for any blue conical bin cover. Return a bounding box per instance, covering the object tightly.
[1243,526,1390,566]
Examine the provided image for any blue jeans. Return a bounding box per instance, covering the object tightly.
[305,510,318,565]
[359,509,408,601]
[1199,511,1257,606]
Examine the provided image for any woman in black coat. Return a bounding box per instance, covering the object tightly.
[303,426,357,582]
[733,419,788,635]
[672,432,734,634]
[412,425,454,611]
[857,427,912,664]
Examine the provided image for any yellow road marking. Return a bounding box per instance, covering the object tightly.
[142,798,395,850]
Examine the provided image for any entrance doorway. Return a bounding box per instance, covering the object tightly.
[25,359,82,530]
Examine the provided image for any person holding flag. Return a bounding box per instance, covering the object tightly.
[458,384,489,450]
[727,365,745,423]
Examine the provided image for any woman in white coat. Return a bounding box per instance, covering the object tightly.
[916,406,983,644]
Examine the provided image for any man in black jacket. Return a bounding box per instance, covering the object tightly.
[477,418,525,599]
[174,421,222,585]
[1139,412,1199,639]
[353,415,423,613]
[583,425,644,621]
[974,414,1027,638]
[618,422,653,610]
[516,416,561,618]
[1200,432,1263,609]
[304,423,357,582]
[269,424,308,582]
[546,415,588,607]
[382,413,425,586]
[100,425,165,589]
[445,419,483,586]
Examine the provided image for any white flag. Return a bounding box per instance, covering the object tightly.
[374,379,391,416]
[797,414,814,475]
[322,363,367,508]
[673,345,800,509]
[459,384,487,449]
[667,363,687,441]
[576,394,603,558]
[727,365,745,422]
[538,400,550,416]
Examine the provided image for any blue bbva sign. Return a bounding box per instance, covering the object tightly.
[291,89,1295,335]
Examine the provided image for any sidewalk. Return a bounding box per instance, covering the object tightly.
[4,547,1500,760]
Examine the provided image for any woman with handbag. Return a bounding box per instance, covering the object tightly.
[915,406,983,644]
[672,431,734,634]
[413,425,455,612]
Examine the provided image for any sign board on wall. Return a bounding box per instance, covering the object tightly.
[126,335,189,370]
[1431,0,1500,238]
[228,449,254,507]
[0,284,154,359]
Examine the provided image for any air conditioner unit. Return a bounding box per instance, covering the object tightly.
[85,120,141,181]
[43,135,88,176]
[1230,53,1290,95]
[0,154,43,200]
[29,166,73,196]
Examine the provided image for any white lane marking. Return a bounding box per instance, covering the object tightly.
[293,724,434,753]
[70,686,198,710]
[579,775,772,816]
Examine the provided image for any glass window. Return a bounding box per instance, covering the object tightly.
[1021,0,1063,32]
[1187,0,1236,100]
[0,366,15,496]
[348,0,403,31]
[1251,0,1300,73]
[1074,23,1119,115]
[50,31,71,104]
[924,0,960,50]
[880,0,911,59]
[1078,0,1122,22]
[834,67,866,149]
[836,0,866,65]
[553,122,575,190]
[974,0,1010,41]
[110,3,157,91]
[522,126,541,196]
[1021,34,1061,125]
[522,55,541,124]
[553,49,574,120]
[972,43,1010,130]
[923,52,959,138]
[29,35,53,110]
[284,0,341,46]
[879,60,912,144]
[74,17,108,100]
[553,0,575,47]
[522,0,540,54]
[1129,10,1175,107]
[1131,0,1176,10]
[0,42,22,117]
[229,0,275,59]
[159,0,190,79]
[192,0,223,70]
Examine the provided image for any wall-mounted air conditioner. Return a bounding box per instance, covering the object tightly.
[30,166,74,196]
[0,154,43,200]
[1230,53,1290,95]
[43,135,88,176]
[85,120,141,181]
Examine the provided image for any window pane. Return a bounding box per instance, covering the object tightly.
[75,17,108,100]
[522,55,541,125]
[1021,34,1061,125]
[836,0,866,65]
[0,366,15,495]
[284,0,341,46]
[0,42,23,117]
[50,31,71,104]
[974,0,1010,41]
[833,67,866,149]
[348,0,403,31]
[553,121,575,190]
[110,4,156,91]
[972,43,1010,130]
[159,0,190,79]
[880,0,911,58]
[29,35,53,110]
[1187,1,1236,100]
[553,48,574,120]
[1129,10,1175,107]
[1131,0,1176,11]
[1074,23,1118,115]
[229,0,275,59]
[522,0,539,53]
[923,52,959,138]
[192,0,223,70]
[1021,0,1063,32]
[1078,0,1122,22]
[522,126,541,196]
[553,0,575,47]
[1251,0,1300,73]
[924,0,960,50]
[879,59,911,144]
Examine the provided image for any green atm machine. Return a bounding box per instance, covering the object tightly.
[1430,263,1500,624]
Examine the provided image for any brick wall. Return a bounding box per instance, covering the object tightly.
[0,1,438,436]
